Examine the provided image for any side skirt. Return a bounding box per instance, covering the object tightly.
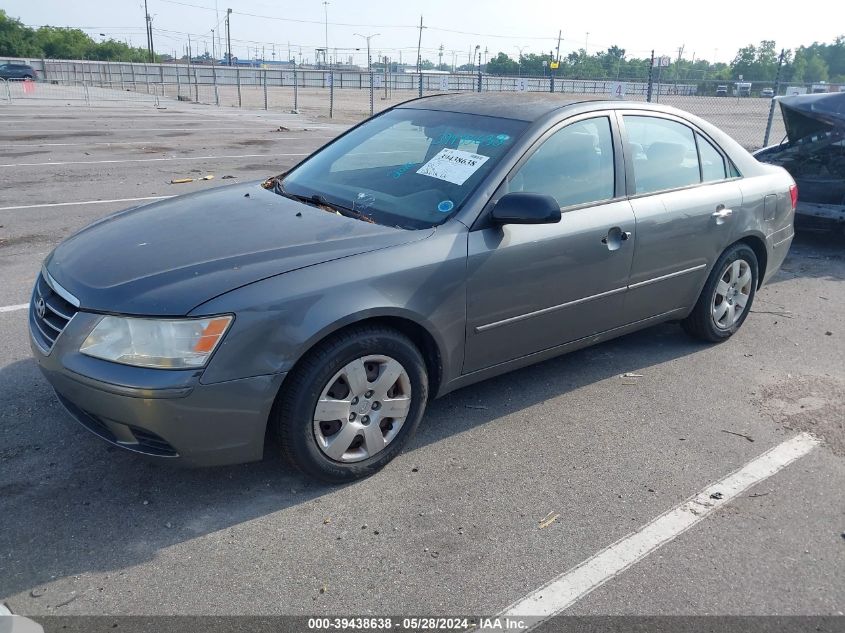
[437,307,688,398]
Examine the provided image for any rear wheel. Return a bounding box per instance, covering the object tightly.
[276,325,428,482]
[682,243,758,342]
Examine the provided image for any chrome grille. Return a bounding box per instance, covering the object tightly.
[30,272,79,352]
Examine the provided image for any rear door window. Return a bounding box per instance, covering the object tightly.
[624,116,701,194]
[697,133,728,182]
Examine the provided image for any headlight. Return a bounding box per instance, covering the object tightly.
[80,315,233,369]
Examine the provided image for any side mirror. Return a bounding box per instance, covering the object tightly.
[490,192,561,225]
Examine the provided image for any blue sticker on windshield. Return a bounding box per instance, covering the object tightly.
[437,200,454,213]
[431,132,512,148]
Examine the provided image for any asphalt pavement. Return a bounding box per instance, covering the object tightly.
[0,99,843,620]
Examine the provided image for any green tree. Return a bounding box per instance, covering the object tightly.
[0,9,156,61]
[485,52,518,75]
[0,10,39,56]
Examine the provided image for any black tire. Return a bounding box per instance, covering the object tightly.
[682,243,759,343]
[276,325,428,482]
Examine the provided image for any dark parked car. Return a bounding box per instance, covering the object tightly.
[30,94,796,482]
[755,92,845,229]
[0,62,37,80]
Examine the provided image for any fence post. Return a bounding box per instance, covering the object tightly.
[329,71,334,118]
[83,83,90,106]
[293,63,298,111]
[368,70,374,116]
[763,49,786,147]
[176,63,181,99]
[646,50,655,103]
[130,62,136,88]
[236,67,242,107]
[144,63,150,93]
[211,60,219,106]
[193,67,199,103]
[263,69,268,110]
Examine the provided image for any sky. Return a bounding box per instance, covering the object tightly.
[5,0,843,67]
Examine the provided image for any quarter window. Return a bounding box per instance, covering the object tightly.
[697,133,727,182]
[624,116,701,194]
[508,117,615,209]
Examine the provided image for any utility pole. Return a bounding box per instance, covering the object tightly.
[438,44,444,70]
[416,15,425,73]
[143,0,152,61]
[555,30,562,65]
[323,1,330,67]
[211,29,215,61]
[143,0,156,62]
[225,8,232,65]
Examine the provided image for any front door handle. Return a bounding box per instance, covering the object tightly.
[601,227,631,251]
[712,206,733,223]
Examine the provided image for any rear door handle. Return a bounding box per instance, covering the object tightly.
[712,207,733,219]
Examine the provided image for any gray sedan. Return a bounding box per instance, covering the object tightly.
[30,94,796,482]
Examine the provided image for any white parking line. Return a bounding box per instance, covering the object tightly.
[0,196,174,212]
[0,126,331,133]
[499,432,820,624]
[0,137,333,148]
[0,153,307,168]
[0,304,29,314]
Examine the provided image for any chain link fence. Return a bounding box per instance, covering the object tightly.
[5,57,837,150]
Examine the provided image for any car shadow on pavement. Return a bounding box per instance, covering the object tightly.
[0,318,708,604]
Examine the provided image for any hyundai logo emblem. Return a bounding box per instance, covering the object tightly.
[35,297,46,320]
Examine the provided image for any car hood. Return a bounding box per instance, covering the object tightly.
[45,182,433,316]
[779,92,845,143]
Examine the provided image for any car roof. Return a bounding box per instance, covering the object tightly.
[397,93,590,121]
[397,92,697,123]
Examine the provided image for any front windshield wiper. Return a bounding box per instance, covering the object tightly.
[265,176,375,224]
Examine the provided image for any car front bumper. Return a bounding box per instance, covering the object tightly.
[30,308,285,467]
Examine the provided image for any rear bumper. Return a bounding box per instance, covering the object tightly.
[30,310,285,467]
[763,225,794,286]
[795,201,845,223]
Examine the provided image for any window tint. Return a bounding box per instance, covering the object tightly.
[330,119,431,172]
[624,116,700,194]
[697,133,727,182]
[508,117,615,208]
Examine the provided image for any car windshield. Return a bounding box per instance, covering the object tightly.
[279,108,527,229]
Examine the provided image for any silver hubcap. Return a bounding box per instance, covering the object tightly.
[712,258,753,329]
[313,355,412,463]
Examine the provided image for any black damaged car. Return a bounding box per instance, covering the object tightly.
[755,92,845,231]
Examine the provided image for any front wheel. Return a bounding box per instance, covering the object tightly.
[276,325,428,482]
[682,243,759,342]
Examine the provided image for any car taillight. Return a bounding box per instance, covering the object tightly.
[789,184,798,211]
